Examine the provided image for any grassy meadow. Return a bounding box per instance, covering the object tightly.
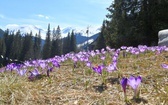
[0,45,168,105]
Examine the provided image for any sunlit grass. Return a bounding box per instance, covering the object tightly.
[0,48,168,105]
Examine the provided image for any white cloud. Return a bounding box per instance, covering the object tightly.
[36,14,50,19]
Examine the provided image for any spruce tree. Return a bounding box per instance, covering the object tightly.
[24,31,33,60]
[70,30,77,52]
[0,38,6,56]
[95,20,106,50]
[3,29,13,58]
[55,25,62,55]
[50,25,62,57]
[10,30,22,60]
[20,31,33,61]
[37,30,42,58]
[42,24,51,59]
[105,0,168,47]
[33,30,41,59]
[50,28,57,57]
[62,32,71,54]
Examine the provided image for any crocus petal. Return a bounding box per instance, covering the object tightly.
[161,64,168,69]
[18,69,27,76]
[127,76,142,90]
[92,65,104,74]
[106,64,116,72]
[32,69,40,76]
[120,77,128,93]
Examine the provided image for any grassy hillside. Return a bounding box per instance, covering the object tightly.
[0,45,168,105]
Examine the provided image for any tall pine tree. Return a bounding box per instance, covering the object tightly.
[50,25,62,57]
[42,24,51,59]
[62,32,71,54]
[20,31,33,61]
[33,30,41,59]
[70,30,77,52]
[10,30,22,60]
[95,20,106,50]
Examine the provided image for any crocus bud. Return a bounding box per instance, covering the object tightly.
[120,77,128,101]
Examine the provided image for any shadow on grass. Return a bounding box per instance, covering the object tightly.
[131,97,148,104]
[107,77,120,85]
[93,83,107,93]
[93,77,120,93]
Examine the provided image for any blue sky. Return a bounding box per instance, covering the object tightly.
[0,0,112,30]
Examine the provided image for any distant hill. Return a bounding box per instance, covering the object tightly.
[0,29,4,38]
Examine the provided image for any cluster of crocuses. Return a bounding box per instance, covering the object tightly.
[120,76,142,101]
[4,57,61,81]
[1,45,168,82]
[91,48,119,74]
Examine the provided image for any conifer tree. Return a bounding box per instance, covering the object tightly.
[95,20,106,50]
[10,30,22,60]
[62,32,71,54]
[50,28,57,57]
[105,0,168,47]
[33,30,41,59]
[37,30,42,58]
[70,30,77,52]
[0,38,6,56]
[55,25,62,55]
[24,31,33,60]
[50,26,62,57]
[3,29,14,58]
[20,31,33,61]
[42,24,51,59]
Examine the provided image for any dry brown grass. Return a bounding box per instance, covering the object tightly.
[0,51,168,105]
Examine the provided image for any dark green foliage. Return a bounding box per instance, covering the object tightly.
[0,29,4,38]
[50,25,62,57]
[62,30,77,53]
[3,29,14,58]
[70,30,77,52]
[62,32,71,54]
[33,30,42,59]
[101,0,168,48]
[20,32,34,61]
[42,24,51,59]
[0,38,6,56]
[9,30,22,60]
[95,20,106,50]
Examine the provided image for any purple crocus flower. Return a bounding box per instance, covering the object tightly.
[47,67,53,77]
[161,63,168,69]
[100,55,106,60]
[121,46,127,50]
[92,65,104,74]
[106,63,117,72]
[52,60,60,68]
[120,77,128,101]
[86,61,92,68]
[28,69,41,81]
[127,76,142,90]
[17,69,27,76]
[127,76,142,98]
[39,62,46,69]
[120,75,142,100]
[6,63,16,71]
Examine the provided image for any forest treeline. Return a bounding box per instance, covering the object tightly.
[0,24,77,65]
[95,0,168,50]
